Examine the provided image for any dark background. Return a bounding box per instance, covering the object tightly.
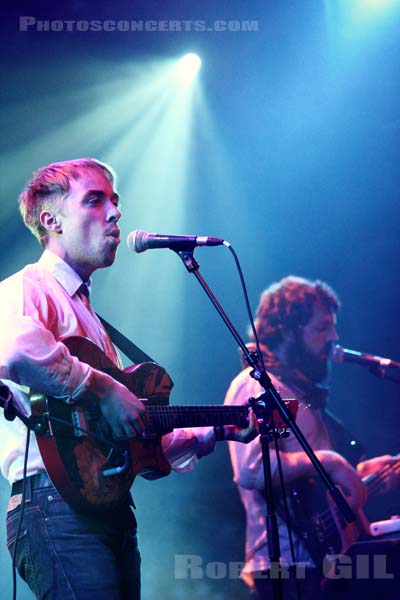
[1,1,399,598]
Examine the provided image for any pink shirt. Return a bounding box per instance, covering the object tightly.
[0,250,215,483]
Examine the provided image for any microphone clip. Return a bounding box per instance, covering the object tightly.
[0,384,16,422]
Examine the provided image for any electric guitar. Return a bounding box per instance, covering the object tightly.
[285,455,400,566]
[24,336,297,513]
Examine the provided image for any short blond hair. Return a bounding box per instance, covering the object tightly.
[18,158,116,246]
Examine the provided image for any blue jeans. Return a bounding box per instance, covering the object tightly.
[6,473,141,599]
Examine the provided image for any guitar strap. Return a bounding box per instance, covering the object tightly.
[96,314,156,364]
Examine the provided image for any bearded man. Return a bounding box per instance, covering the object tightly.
[225,276,399,599]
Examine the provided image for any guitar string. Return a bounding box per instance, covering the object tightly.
[146,404,291,426]
[48,415,124,450]
[364,458,400,496]
[47,407,249,442]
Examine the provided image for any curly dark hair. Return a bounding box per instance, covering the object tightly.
[252,276,340,350]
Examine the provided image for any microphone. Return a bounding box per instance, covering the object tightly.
[127,229,224,254]
[330,344,400,382]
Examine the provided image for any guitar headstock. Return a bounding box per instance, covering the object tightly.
[250,395,299,438]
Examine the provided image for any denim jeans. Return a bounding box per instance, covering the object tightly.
[6,473,141,599]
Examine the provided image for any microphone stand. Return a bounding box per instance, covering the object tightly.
[175,249,356,600]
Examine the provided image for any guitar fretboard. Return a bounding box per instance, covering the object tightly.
[146,405,249,430]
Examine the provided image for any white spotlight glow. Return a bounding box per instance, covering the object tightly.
[176,53,202,84]
[354,0,394,16]
[360,0,392,8]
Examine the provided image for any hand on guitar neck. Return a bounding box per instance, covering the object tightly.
[224,410,259,443]
[84,369,258,444]
[357,453,400,494]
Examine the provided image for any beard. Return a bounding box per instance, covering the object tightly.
[286,334,331,384]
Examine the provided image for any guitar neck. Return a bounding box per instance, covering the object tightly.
[146,405,249,431]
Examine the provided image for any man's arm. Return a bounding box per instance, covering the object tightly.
[230,436,367,510]
[0,277,147,439]
[225,388,366,510]
[162,410,258,472]
[278,449,367,509]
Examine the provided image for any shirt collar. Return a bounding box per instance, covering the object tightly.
[38,249,92,297]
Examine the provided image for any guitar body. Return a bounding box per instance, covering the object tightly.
[28,336,297,513]
[286,477,370,566]
[31,336,174,513]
